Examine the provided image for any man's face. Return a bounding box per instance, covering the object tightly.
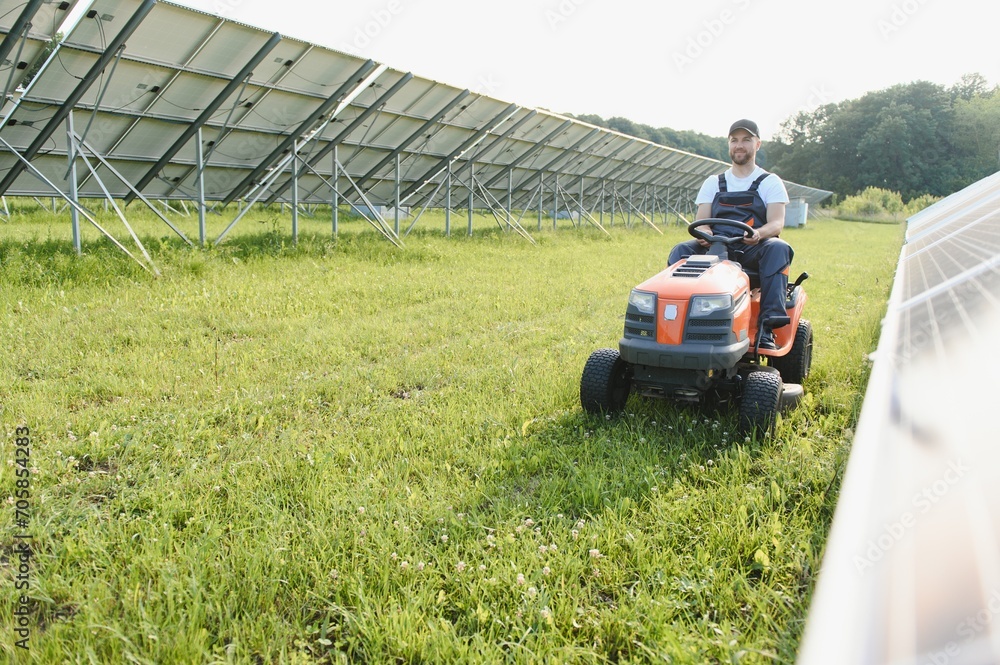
[728,130,760,166]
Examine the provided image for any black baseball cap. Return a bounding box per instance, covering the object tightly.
[728,119,759,137]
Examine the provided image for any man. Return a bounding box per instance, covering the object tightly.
[667,119,793,350]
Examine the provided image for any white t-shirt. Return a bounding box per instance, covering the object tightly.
[695,166,790,206]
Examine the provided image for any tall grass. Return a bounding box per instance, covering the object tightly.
[0,206,903,663]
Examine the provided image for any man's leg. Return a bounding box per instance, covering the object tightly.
[668,239,706,265]
[739,239,793,346]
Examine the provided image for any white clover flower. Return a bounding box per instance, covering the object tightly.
[589,549,601,558]
[517,573,526,585]
[542,566,551,576]
[456,561,466,573]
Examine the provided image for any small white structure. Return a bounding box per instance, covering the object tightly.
[785,198,808,227]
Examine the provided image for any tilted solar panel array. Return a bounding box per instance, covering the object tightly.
[0,0,830,241]
[798,170,1000,665]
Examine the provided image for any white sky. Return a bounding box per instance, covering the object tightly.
[174,0,1000,140]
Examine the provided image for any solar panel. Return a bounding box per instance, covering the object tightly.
[0,0,832,246]
[798,170,1000,665]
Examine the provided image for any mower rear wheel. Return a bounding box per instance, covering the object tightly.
[770,319,813,385]
[738,370,782,435]
[580,348,632,414]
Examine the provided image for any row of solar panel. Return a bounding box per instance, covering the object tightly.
[798,169,1000,664]
[0,0,831,213]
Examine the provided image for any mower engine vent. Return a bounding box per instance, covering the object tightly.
[673,255,718,278]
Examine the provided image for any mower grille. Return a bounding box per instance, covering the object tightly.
[623,305,656,340]
[625,326,654,338]
[683,316,732,343]
[686,332,727,341]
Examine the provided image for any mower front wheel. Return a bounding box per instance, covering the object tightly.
[580,348,632,415]
[738,370,782,436]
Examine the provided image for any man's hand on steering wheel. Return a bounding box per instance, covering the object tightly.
[687,219,756,248]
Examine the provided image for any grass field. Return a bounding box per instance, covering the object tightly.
[0,204,903,663]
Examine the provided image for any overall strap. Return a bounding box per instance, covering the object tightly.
[748,172,771,192]
[717,173,728,193]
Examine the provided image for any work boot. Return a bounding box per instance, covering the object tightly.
[758,330,777,351]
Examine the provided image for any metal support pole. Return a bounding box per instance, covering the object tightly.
[291,143,299,246]
[538,171,543,231]
[467,161,474,236]
[579,177,584,228]
[610,183,616,227]
[507,169,513,231]
[552,173,559,231]
[600,179,605,226]
[196,127,206,246]
[66,112,81,254]
[628,182,634,227]
[332,146,339,236]
[394,152,401,236]
[445,161,451,236]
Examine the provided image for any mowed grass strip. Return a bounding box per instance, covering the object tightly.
[0,209,903,663]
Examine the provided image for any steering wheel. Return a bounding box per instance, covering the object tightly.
[687,218,755,246]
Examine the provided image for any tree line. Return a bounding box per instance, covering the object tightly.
[572,73,1000,202]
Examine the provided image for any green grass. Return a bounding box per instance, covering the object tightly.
[0,204,903,663]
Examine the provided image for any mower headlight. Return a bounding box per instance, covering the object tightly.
[690,295,732,317]
[628,289,656,315]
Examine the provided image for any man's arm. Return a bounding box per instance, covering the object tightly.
[743,202,785,245]
[693,203,713,246]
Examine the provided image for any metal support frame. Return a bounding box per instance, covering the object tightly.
[538,171,543,231]
[0,0,44,103]
[445,163,535,243]
[552,173,558,231]
[0,0,158,196]
[125,31,283,203]
[509,127,601,192]
[67,112,81,254]
[291,141,299,245]
[467,161,474,236]
[355,89,471,191]
[263,72,414,206]
[554,179,609,237]
[196,127,207,246]
[220,59,376,207]
[482,119,573,190]
[445,161,451,236]
[332,146,339,236]
[394,152,401,235]
[398,103,518,204]
[0,135,155,274]
[69,129,194,246]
